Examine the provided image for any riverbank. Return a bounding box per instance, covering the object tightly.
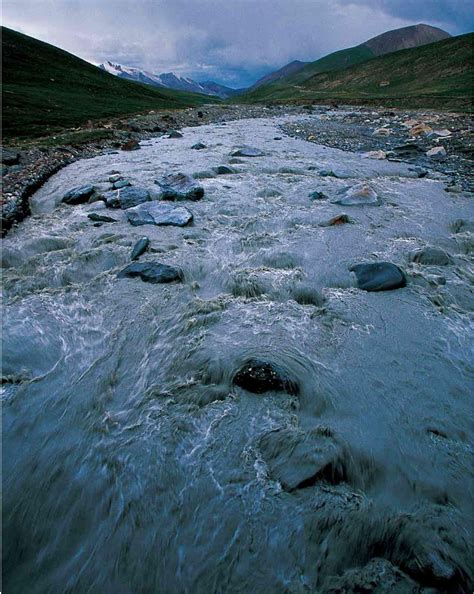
[2,104,472,234]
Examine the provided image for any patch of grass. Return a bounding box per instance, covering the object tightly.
[2,27,216,140]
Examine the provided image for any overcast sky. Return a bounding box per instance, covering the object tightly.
[3,0,473,87]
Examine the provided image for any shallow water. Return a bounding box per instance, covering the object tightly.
[2,116,474,593]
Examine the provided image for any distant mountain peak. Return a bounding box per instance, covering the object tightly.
[361,23,451,56]
[98,61,239,98]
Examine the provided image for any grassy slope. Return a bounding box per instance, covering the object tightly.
[240,45,375,102]
[238,34,473,107]
[2,27,214,138]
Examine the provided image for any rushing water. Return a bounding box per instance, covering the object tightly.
[2,115,473,593]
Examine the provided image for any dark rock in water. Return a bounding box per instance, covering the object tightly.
[121,139,140,151]
[156,173,204,201]
[320,214,353,227]
[126,202,193,227]
[197,111,204,118]
[233,359,298,395]
[214,165,236,175]
[191,142,206,150]
[117,262,182,284]
[113,179,131,189]
[131,237,150,261]
[231,146,265,157]
[109,174,122,184]
[105,187,151,210]
[309,190,327,201]
[168,130,183,138]
[259,427,346,491]
[410,247,453,266]
[350,262,406,291]
[87,213,117,223]
[62,185,95,205]
[319,170,337,177]
[273,137,282,140]
[2,149,20,165]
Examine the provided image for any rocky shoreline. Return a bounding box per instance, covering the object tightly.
[2,103,472,234]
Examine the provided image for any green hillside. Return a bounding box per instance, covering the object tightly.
[237,33,473,108]
[2,27,214,139]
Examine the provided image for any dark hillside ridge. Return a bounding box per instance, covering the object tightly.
[2,27,213,139]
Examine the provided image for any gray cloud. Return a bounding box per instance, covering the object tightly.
[2,0,470,88]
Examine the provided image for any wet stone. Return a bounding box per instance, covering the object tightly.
[191,142,206,150]
[117,262,182,284]
[259,427,346,491]
[156,173,204,201]
[231,146,265,157]
[121,139,140,151]
[105,187,151,209]
[309,190,328,201]
[126,201,193,227]
[131,237,150,261]
[320,214,353,227]
[332,183,379,206]
[87,213,117,223]
[350,262,406,292]
[410,247,453,266]
[113,179,131,189]
[214,165,236,175]
[233,359,298,395]
[167,130,183,138]
[62,185,96,205]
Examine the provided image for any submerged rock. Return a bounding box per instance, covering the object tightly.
[309,190,328,201]
[410,247,453,266]
[126,201,193,227]
[105,187,151,209]
[320,214,353,227]
[117,262,182,284]
[350,262,406,291]
[231,146,265,157]
[130,237,150,261]
[167,130,183,138]
[87,213,117,223]
[332,183,379,206]
[259,427,346,491]
[213,165,236,175]
[156,173,204,201]
[62,185,95,205]
[191,142,206,150]
[233,359,298,395]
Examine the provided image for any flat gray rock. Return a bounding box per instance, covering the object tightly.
[62,185,95,205]
[117,262,182,284]
[231,146,265,157]
[126,201,193,227]
[105,187,151,209]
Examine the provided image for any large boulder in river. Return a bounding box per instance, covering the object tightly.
[350,262,406,291]
[105,187,151,209]
[332,183,379,206]
[126,201,193,227]
[62,185,95,205]
[233,359,298,395]
[117,262,182,284]
[156,173,204,201]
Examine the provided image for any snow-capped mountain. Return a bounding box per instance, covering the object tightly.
[99,61,239,98]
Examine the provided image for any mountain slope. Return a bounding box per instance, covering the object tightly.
[2,27,213,139]
[242,23,452,99]
[238,33,473,109]
[99,61,240,98]
[250,60,308,89]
